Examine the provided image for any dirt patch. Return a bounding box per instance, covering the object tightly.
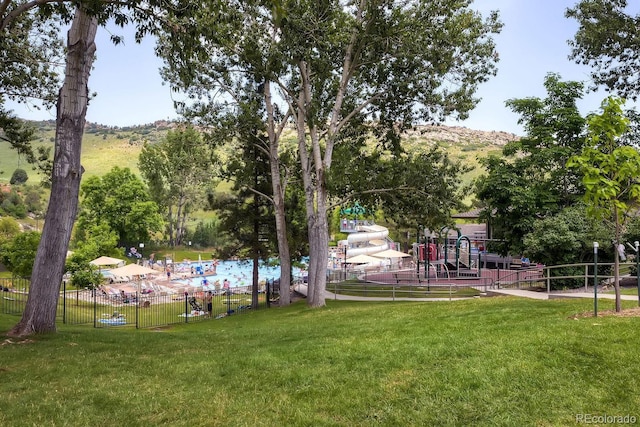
[1,338,35,346]
[569,306,640,319]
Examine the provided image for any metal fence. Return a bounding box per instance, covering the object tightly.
[325,279,491,300]
[1,278,277,329]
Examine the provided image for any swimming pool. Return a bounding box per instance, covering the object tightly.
[173,259,304,289]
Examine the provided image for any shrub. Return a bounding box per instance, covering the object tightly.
[9,168,28,185]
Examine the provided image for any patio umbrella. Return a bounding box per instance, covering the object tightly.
[345,254,382,264]
[90,256,125,267]
[372,249,411,258]
[108,263,157,278]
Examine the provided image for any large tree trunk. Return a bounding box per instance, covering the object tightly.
[296,61,330,308]
[264,81,291,305]
[306,211,329,307]
[252,196,260,308]
[8,8,97,337]
[614,206,622,312]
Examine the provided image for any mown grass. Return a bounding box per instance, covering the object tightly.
[1,297,640,426]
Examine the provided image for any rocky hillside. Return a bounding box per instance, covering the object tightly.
[406,125,519,146]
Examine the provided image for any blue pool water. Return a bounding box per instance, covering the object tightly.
[173,259,303,288]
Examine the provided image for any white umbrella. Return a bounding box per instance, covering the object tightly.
[108,263,157,278]
[372,249,411,258]
[345,254,382,264]
[89,256,124,266]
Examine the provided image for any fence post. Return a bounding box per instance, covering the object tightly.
[593,243,599,317]
[584,264,588,291]
[266,278,271,308]
[546,268,551,293]
[135,291,139,329]
[62,280,67,325]
[93,283,97,328]
[185,293,189,323]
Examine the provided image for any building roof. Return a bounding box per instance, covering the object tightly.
[451,208,483,219]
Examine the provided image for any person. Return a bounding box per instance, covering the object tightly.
[223,278,230,293]
[617,242,627,261]
[166,267,171,280]
[214,279,221,294]
[204,291,213,317]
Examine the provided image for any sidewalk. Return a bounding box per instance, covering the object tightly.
[295,284,639,302]
[480,288,638,301]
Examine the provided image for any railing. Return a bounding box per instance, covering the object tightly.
[325,281,487,300]
[2,279,274,328]
[493,262,636,292]
[494,267,545,289]
[1,278,30,315]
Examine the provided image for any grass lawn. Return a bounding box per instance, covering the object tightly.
[1,297,640,426]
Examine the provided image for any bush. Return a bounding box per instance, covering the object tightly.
[0,190,27,218]
[9,168,28,185]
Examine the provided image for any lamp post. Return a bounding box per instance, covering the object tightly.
[593,242,599,317]
[424,229,430,282]
[416,225,422,276]
[633,240,640,306]
[343,245,347,281]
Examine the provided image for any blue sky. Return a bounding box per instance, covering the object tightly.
[8,0,638,135]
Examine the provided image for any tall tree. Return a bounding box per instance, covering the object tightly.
[76,166,164,248]
[475,74,587,255]
[568,96,640,312]
[8,6,97,336]
[567,0,640,99]
[3,0,191,335]
[283,0,501,307]
[212,139,275,308]
[160,0,501,307]
[158,3,297,304]
[139,126,217,247]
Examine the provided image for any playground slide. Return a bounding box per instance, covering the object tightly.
[346,225,390,257]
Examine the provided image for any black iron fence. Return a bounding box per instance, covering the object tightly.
[1,278,277,329]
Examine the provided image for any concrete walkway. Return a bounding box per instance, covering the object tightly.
[295,284,638,302]
[488,288,638,301]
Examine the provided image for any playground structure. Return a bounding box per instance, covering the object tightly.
[345,224,390,257]
[332,214,543,289]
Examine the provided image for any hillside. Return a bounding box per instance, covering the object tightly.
[0,120,518,185]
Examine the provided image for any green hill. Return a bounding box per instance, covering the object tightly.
[0,120,517,186]
[0,120,172,184]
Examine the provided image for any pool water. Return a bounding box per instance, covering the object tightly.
[173,259,303,288]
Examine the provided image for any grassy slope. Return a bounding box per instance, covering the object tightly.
[0,121,506,186]
[0,122,168,184]
[1,297,639,426]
